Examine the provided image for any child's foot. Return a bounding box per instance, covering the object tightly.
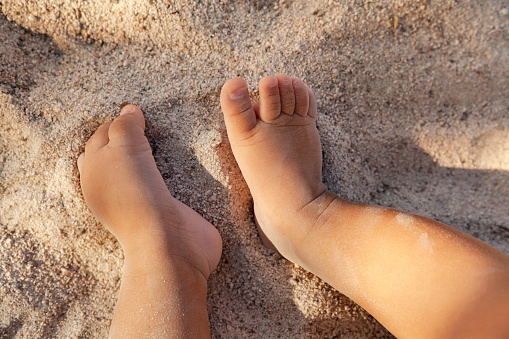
[220,74,329,262]
[77,105,222,280]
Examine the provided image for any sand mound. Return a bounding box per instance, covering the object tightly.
[1,0,508,337]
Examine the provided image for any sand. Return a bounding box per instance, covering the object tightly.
[0,0,508,337]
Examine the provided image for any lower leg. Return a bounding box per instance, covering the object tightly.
[110,245,210,338]
[294,194,509,338]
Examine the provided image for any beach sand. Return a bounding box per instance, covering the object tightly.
[0,0,508,337]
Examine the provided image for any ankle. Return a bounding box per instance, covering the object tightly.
[123,240,209,286]
[281,190,345,266]
[116,221,172,256]
[255,189,342,264]
[285,190,341,237]
[299,190,344,231]
[119,223,213,281]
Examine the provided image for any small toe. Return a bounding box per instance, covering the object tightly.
[258,76,281,122]
[220,78,258,139]
[307,85,318,119]
[107,105,148,146]
[275,74,295,115]
[85,121,112,152]
[291,77,309,117]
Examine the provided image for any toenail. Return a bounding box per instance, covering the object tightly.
[267,78,278,88]
[229,88,247,100]
[282,80,291,86]
[292,80,302,87]
[120,105,137,115]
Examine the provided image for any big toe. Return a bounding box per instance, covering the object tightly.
[220,78,257,140]
[107,105,147,146]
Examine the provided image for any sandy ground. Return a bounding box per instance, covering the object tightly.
[0,0,508,337]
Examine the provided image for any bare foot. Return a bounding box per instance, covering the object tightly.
[220,74,327,262]
[221,76,509,339]
[78,105,221,280]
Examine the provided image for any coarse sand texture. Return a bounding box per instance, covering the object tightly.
[1,0,508,337]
